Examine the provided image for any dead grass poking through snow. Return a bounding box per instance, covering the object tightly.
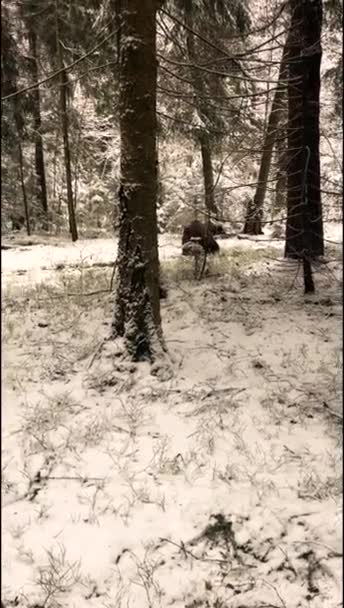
[35,544,81,607]
[2,242,342,608]
[163,245,279,284]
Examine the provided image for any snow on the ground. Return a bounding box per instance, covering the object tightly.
[1,221,342,292]
[1,230,342,608]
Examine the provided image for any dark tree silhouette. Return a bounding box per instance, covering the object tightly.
[285,0,324,263]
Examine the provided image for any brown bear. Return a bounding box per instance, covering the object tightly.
[181,220,221,255]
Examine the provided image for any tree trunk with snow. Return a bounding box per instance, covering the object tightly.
[111,0,166,363]
[243,30,290,235]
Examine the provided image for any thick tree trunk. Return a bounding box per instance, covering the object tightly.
[303,3,324,257]
[285,10,305,258]
[300,0,322,292]
[285,0,323,260]
[184,0,218,218]
[28,26,48,230]
[111,0,165,363]
[243,30,290,235]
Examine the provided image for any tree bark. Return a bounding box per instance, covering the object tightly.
[243,30,291,235]
[285,0,323,260]
[200,136,218,215]
[17,140,31,236]
[302,1,324,257]
[28,25,49,230]
[285,11,303,258]
[55,6,78,242]
[273,130,288,217]
[59,67,78,242]
[184,0,218,218]
[111,0,166,363]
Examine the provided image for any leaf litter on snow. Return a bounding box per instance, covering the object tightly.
[1,232,342,608]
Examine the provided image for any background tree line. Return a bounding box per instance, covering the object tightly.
[1,0,341,238]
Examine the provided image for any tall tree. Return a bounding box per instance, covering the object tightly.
[20,0,85,240]
[54,1,78,241]
[285,0,324,261]
[184,0,218,217]
[1,4,31,235]
[303,0,324,258]
[243,29,291,235]
[111,0,166,363]
[26,15,49,230]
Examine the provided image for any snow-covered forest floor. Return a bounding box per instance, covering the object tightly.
[2,226,342,608]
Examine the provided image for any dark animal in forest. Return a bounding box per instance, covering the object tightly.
[10,214,25,231]
[159,285,167,299]
[181,220,223,256]
[159,264,168,299]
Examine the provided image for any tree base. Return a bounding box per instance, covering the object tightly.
[303,256,315,294]
[284,251,324,261]
[112,246,166,364]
